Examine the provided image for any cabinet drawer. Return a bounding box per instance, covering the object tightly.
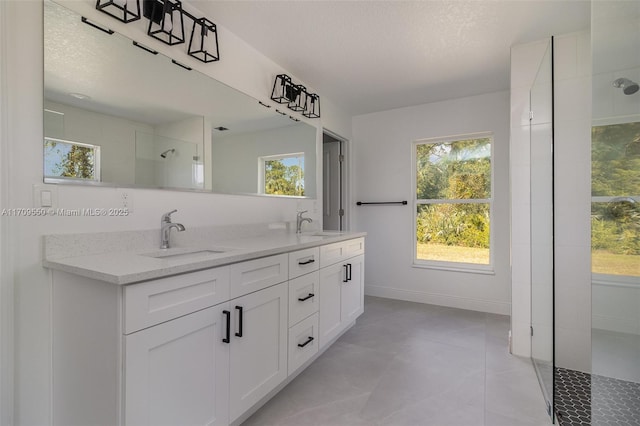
[124,267,230,334]
[320,237,365,267]
[229,253,288,299]
[288,313,319,376]
[289,247,320,279]
[288,271,319,326]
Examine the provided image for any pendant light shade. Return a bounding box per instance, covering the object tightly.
[144,0,185,46]
[288,85,307,112]
[96,0,141,23]
[188,18,219,63]
[271,74,295,104]
[303,93,320,118]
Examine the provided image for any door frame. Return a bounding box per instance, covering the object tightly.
[322,129,349,231]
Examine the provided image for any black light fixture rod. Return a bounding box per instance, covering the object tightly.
[171,59,192,70]
[81,17,114,35]
[132,41,158,55]
[356,201,408,206]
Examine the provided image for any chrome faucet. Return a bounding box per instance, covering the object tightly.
[296,210,312,234]
[160,209,185,249]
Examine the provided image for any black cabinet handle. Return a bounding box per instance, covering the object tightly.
[343,264,349,282]
[298,293,315,302]
[235,306,243,337]
[222,310,231,343]
[347,263,352,281]
[298,336,314,348]
[298,258,315,265]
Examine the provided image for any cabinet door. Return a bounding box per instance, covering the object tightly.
[341,255,364,325]
[318,262,346,348]
[229,282,288,422]
[125,305,230,426]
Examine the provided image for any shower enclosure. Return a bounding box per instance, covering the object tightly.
[530,2,640,424]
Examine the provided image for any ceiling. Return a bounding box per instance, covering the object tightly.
[193,0,591,116]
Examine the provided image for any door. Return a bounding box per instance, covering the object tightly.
[229,282,288,422]
[125,304,230,426]
[319,261,346,348]
[323,135,343,230]
[341,255,364,325]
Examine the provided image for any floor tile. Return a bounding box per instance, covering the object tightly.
[242,296,552,426]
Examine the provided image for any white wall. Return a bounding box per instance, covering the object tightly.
[509,33,592,373]
[0,1,350,424]
[352,91,511,315]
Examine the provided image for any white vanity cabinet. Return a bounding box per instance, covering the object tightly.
[318,238,365,348]
[49,236,364,426]
[228,282,288,422]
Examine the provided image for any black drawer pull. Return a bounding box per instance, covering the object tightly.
[343,264,349,282]
[222,310,231,343]
[298,258,316,265]
[235,306,243,337]
[298,293,315,302]
[298,336,314,348]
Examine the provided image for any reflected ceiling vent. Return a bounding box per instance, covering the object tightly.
[612,78,639,95]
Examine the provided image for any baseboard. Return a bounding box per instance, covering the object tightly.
[364,285,510,315]
[592,314,640,335]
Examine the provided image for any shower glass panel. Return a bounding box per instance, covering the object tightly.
[530,38,554,421]
[591,1,640,424]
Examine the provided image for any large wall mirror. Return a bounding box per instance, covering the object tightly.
[43,0,317,198]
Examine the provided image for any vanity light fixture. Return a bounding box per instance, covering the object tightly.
[288,84,307,112]
[188,17,219,63]
[144,0,185,46]
[96,0,141,23]
[271,74,295,104]
[270,74,321,118]
[303,93,320,118]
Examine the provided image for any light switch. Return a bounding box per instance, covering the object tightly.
[41,190,53,207]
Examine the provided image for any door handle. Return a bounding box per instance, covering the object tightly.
[222,310,231,343]
[235,306,243,337]
[343,264,349,282]
[347,263,352,281]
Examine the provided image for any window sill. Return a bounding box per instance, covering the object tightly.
[412,261,495,275]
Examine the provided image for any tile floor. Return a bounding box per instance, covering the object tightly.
[242,296,552,426]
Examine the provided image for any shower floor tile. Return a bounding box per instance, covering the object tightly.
[555,367,640,426]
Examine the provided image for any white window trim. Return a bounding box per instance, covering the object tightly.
[411,131,495,274]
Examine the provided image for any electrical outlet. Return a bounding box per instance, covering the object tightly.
[117,189,133,212]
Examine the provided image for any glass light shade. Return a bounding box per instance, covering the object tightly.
[96,0,141,23]
[188,18,219,63]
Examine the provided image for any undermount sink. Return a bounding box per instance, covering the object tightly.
[141,247,231,261]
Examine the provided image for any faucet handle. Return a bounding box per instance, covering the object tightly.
[162,209,178,223]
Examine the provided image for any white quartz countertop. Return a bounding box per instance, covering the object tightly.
[43,229,366,285]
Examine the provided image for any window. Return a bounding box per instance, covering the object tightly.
[591,121,640,278]
[44,137,101,182]
[259,153,305,197]
[413,133,493,270]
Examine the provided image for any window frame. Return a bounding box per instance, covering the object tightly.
[411,132,495,274]
[44,137,101,183]
[590,116,640,283]
[258,152,305,197]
